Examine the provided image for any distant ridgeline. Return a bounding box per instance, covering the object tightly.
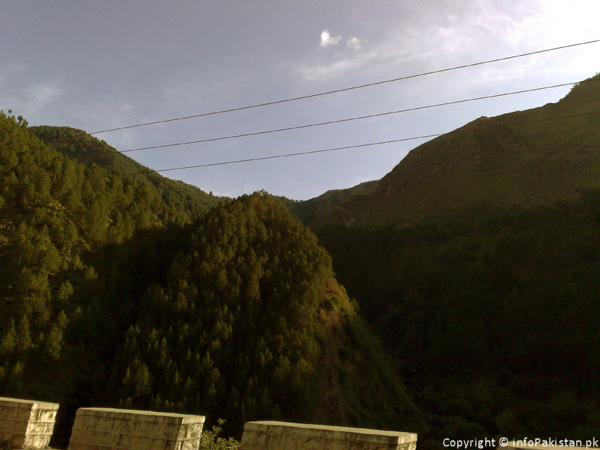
[29,125,219,221]
[0,111,420,446]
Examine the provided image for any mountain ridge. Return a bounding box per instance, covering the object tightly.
[307,73,600,229]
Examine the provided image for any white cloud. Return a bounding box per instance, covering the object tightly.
[346,37,363,51]
[319,30,342,48]
[293,51,379,82]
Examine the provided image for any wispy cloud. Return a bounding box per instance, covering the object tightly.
[294,51,378,82]
[30,82,63,109]
[3,80,65,119]
[319,30,342,48]
[346,37,363,51]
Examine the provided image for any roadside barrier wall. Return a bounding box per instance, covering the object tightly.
[239,421,418,450]
[67,407,205,450]
[0,396,59,449]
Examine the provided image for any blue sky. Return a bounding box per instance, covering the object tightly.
[1,0,599,199]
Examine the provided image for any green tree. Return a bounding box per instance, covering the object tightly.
[199,420,239,450]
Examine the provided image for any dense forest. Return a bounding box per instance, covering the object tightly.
[317,193,600,443]
[0,111,420,447]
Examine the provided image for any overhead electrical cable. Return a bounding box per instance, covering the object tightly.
[90,38,600,135]
[134,110,600,174]
[120,79,596,154]
[6,109,598,181]
[154,135,443,172]
[5,77,598,177]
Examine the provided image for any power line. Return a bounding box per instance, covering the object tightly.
[120,79,595,154]
[154,135,443,172]
[7,109,598,183]
[144,110,600,174]
[89,39,600,135]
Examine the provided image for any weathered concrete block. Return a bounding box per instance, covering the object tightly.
[67,408,205,450]
[240,421,418,450]
[0,396,59,449]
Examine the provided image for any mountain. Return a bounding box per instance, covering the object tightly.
[107,194,422,435]
[311,73,600,229]
[0,112,421,445]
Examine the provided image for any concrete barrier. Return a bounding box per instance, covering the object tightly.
[67,408,205,450]
[0,396,59,449]
[240,421,418,450]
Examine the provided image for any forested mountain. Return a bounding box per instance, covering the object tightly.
[107,194,421,434]
[309,73,600,229]
[303,72,600,446]
[0,111,219,439]
[0,111,420,446]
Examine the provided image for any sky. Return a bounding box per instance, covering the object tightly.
[1,1,599,200]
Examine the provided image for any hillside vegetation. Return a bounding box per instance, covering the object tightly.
[318,194,600,443]
[0,112,419,445]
